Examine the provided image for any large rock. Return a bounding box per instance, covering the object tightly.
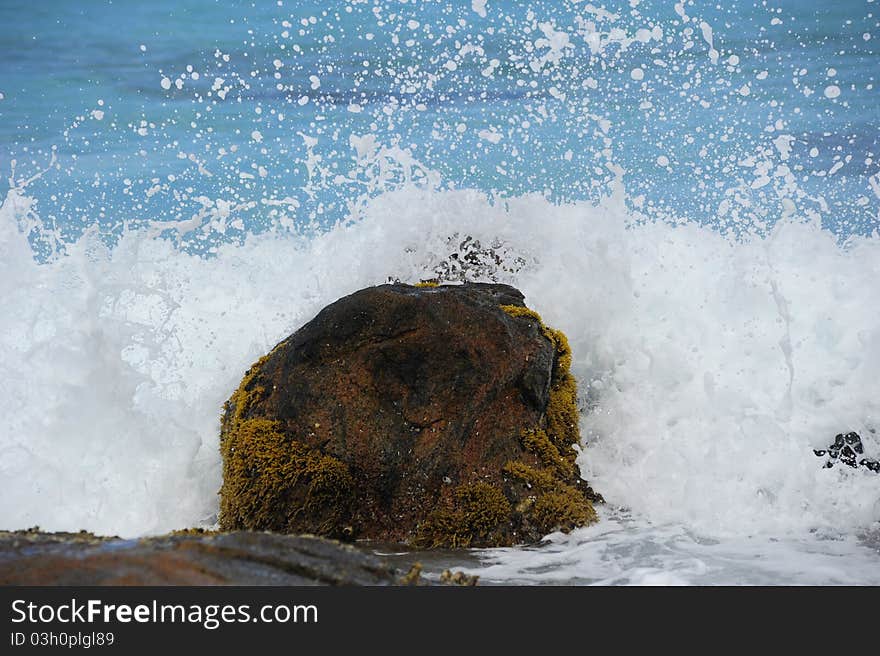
[219,283,600,547]
[0,529,402,585]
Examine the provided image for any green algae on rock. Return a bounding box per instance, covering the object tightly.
[220,418,353,537]
[413,481,513,548]
[218,283,600,548]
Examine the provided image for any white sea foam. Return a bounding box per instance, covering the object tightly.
[455,507,880,585]
[1,165,879,552]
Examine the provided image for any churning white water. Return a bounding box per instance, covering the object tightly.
[2,166,879,583]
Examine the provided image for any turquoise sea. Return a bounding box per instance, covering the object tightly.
[1,0,879,584]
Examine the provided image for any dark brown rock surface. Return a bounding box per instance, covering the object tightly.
[0,529,401,585]
[219,283,599,547]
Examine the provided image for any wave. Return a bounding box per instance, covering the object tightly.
[2,165,878,538]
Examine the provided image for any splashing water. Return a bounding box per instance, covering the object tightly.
[1,1,878,583]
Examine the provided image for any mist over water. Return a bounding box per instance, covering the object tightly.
[1,0,879,583]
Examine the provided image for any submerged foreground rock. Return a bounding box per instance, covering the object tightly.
[0,529,401,585]
[219,282,600,547]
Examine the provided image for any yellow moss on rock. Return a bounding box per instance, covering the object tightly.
[521,428,574,477]
[223,354,271,432]
[499,303,598,538]
[500,303,580,463]
[502,460,597,535]
[544,371,580,461]
[169,528,216,537]
[502,460,558,489]
[413,481,512,548]
[500,305,571,368]
[545,326,573,374]
[219,418,353,534]
[530,490,597,534]
[499,304,543,322]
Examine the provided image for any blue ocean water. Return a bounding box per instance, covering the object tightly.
[2,0,877,252]
[1,1,879,584]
